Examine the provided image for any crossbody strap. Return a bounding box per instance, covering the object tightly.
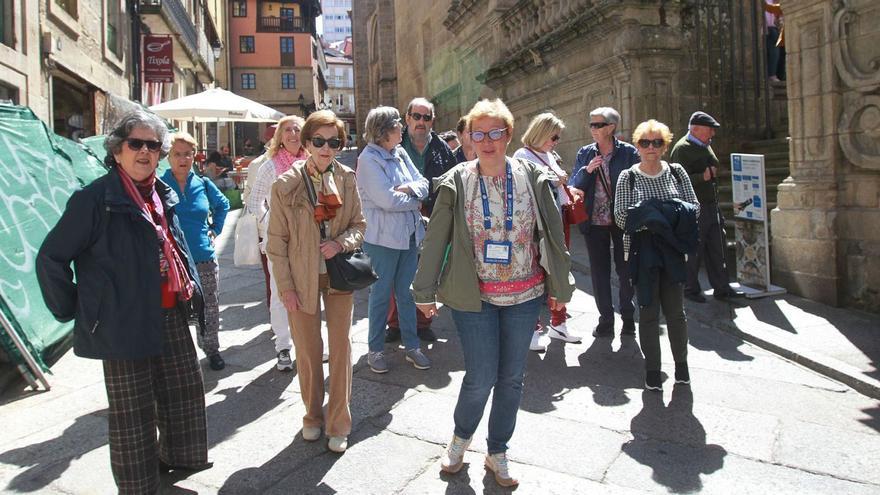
[301,165,329,240]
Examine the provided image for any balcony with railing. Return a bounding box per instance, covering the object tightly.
[258,16,306,33]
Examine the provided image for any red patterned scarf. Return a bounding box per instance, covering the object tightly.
[306,157,342,224]
[117,166,195,303]
[274,145,307,176]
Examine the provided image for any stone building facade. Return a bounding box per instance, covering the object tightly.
[353,0,879,312]
[770,0,880,311]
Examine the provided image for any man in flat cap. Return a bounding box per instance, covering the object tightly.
[671,111,743,302]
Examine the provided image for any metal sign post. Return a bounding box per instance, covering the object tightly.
[730,153,786,298]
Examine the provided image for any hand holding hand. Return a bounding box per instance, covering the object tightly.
[417,303,438,318]
[281,290,301,312]
[320,240,343,260]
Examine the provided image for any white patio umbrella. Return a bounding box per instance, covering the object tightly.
[149,87,285,155]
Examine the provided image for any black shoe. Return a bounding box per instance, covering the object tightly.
[592,323,613,338]
[675,363,690,385]
[208,353,225,371]
[713,289,744,299]
[417,327,437,342]
[645,370,663,391]
[385,327,401,343]
[684,292,707,303]
[621,320,636,336]
[159,460,214,473]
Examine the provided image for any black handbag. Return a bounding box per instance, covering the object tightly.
[324,248,378,291]
[303,166,378,291]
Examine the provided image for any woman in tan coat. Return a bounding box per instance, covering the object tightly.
[266,110,366,453]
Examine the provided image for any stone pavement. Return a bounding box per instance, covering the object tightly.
[2,208,879,494]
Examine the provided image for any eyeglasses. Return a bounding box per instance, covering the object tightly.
[409,112,433,122]
[589,122,612,129]
[551,135,560,142]
[126,138,162,152]
[310,136,342,149]
[637,138,666,149]
[470,128,507,143]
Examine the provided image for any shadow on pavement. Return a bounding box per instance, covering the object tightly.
[623,387,727,493]
[0,411,108,492]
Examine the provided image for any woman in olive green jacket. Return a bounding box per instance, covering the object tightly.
[412,98,575,488]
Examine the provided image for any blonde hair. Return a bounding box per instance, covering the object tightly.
[465,99,514,132]
[267,115,306,158]
[521,112,564,148]
[170,131,198,149]
[632,119,674,147]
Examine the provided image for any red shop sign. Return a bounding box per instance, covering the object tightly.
[143,35,174,83]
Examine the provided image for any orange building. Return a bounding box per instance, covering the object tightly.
[228,0,326,145]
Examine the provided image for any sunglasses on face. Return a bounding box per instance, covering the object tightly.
[126,138,162,152]
[551,134,560,142]
[589,122,612,129]
[470,128,507,143]
[409,112,433,122]
[637,138,666,149]
[310,136,342,149]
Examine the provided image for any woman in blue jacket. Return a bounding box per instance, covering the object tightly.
[356,106,431,374]
[36,110,211,494]
[162,131,230,370]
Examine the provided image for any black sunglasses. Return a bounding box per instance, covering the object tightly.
[470,128,507,143]
[311,136,342,149]
[589,122,612,129]
[551,134,560,142]
[126,138,163,152]
[409,112,433,122]
[637,138,666,149]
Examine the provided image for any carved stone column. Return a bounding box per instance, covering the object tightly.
[771,0,880,311]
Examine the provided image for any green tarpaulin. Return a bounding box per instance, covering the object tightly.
[0,104,107,374]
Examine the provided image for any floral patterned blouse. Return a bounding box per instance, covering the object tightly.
[462,160,545,306]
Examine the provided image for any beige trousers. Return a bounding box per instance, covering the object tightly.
[287,274,354,437]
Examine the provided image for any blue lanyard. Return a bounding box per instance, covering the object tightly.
[477,160,513,231]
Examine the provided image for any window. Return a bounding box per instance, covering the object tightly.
[281,73,295,89]
[54,0,77,17]
[240,35,254,53]
[1,0,14,48]
[0,81,19,104]
[106,0,122,58]
[232,1,246,17]
[280,37,294,66]
[241,73,255,89]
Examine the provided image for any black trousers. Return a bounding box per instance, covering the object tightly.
[686,203,731,295]
[583,225,635,326]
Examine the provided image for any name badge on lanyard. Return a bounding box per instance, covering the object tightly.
[478,161,514,265]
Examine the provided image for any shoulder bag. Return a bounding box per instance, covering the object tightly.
[527,148,588,225]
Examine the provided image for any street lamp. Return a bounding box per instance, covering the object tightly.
[211,41,222,61]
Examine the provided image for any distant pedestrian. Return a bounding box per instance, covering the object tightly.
[453,116,476,164]
[439,130,460,150]
[385,97,457,343]
[413,99,574,487]
[266,110,365,453]
[614,119,700,391]
[670,111,744,302]
[36,109,211,493]
[569,107,640,338]
[162,131,230,371]
[357,106,432,374]
[513,112,581,351]
[246,115,309,371]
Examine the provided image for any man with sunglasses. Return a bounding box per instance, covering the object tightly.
[569,107,641,338]
[387,97,457,343]
[671,111,744,302]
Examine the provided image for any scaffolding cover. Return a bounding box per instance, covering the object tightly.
[0,104,107,373]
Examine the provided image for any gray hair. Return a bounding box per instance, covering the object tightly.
[104,109,171,159]
[589,107,621,126]
[405,97,435,117]
[363,106,402,145]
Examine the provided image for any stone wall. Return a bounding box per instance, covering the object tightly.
[352,0,399,149]
[772,0,880,311]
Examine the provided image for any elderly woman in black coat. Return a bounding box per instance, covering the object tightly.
[36,109,210,494]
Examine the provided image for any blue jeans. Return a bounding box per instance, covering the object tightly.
[364,237,420,352]
[450,296,543,454]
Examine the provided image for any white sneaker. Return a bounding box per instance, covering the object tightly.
[440,434,472,474]
[529,330,546,352]
[328,436,348,453]
[302,426,321,442]
[548,323,580,343]
[485,452,518,487]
